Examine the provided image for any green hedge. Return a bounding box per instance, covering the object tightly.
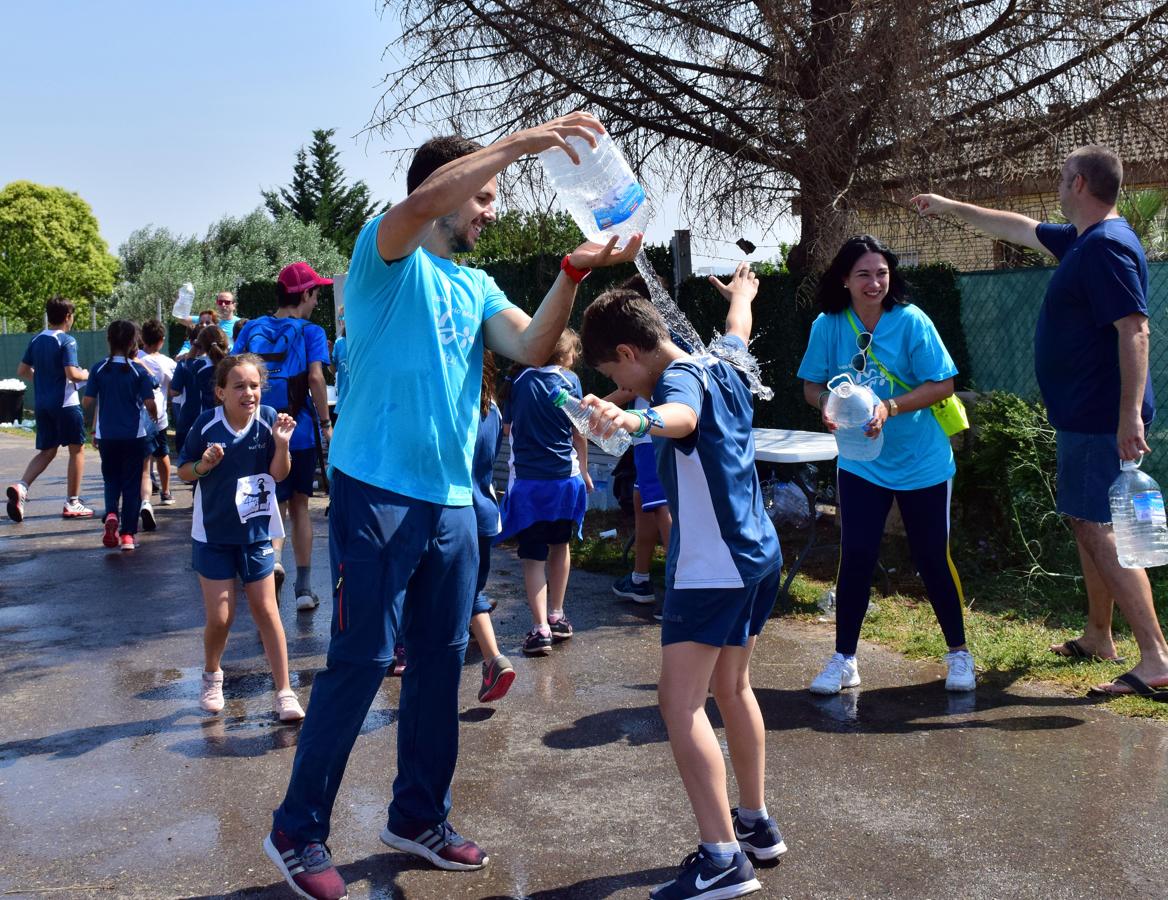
[215,250,967,433]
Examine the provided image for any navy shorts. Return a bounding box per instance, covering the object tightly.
[145,425,170,459]
[633,442,668,510]
[516,518,574,561]
[277,448,316,502]
[1056,431,1120,523]
[192,539,277,583]
[661,567,782,648]
[34,406,85,449]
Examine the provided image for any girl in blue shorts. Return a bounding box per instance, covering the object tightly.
[498,329,593,657]
[178,353,304,722]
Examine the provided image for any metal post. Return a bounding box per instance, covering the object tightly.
[2,316,7,335]
[91,305,97,330]
[671,229,692,292]
[157,298,163,322]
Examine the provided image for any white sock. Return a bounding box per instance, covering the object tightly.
[631,571,650,584]
[737,804,768,826]
[548,609,564,622]
[701,840,739,867]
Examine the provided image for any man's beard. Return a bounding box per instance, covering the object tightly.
[437,213,475,253]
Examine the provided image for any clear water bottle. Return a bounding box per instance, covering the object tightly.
[1109,458,1168,568]
[823,374,882,462]
[553,389,632,456]
[172,281,195,319]
[538,130,652,246]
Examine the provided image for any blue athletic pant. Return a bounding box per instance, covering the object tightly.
[472,535,494,616]
[272,469,477,843]
[835,469,965,655]
[98,437,148,533]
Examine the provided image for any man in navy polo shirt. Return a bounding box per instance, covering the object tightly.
[913,145,1168,699]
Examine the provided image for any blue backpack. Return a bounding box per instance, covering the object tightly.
[238,317,310,418]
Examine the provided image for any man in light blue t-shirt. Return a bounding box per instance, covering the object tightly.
[266,112,643,899]
[913,145,1168,700]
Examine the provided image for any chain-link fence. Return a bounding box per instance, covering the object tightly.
[959,260,1168,483]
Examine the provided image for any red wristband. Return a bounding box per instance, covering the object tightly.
[561,254,591,284]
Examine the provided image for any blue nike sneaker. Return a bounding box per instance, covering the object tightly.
[650,846,760,899]
[613,572,656,604]
[731,807,788,861]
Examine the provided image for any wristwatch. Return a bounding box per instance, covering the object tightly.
[886,398,899,417]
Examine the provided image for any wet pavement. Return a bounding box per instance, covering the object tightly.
[1,430,1166,900]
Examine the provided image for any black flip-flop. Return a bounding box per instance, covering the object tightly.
[1087,671,1168,701]
[1051,639,1125,664]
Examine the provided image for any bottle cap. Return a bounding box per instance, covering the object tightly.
[552,389,568,407]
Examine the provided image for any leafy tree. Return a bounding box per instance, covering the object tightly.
[0,181,118,330]
[372,1,1168,272]
[112,208,348,323]
[1120,188,1168,259]
[264,128,388,256]
[463,209,584,263]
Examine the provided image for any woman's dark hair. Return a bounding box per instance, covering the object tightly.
[480,350,497,420]
[814,234,908,314]
[196,325,228,365]
[215,353,268,391]
[106,320,139,372]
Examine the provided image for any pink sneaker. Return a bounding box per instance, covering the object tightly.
[275,688,305,721]
[119,533,136,551]
[6,483,26,523]
[102,513,119,548]
[200,670,224,713]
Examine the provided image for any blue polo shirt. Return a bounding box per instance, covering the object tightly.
[85,356,156,440]
[327,218,516,505]
[22,330,81,410]
[1035,218,1155,433]
[180,405,285,545]
[503,367,582,480]
[653,335,782,590]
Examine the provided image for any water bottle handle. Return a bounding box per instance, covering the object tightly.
[826,373,853,392]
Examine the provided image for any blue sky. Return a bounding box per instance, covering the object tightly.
[1,1,790,270]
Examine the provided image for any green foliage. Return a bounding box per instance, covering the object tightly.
[0,181,118,330]
[263,128,389,257]
[952,391,1079,591]
[114,208,348,327]
[1119,188,1168,260]
[462,210,585,263]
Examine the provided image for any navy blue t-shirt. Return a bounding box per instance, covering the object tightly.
[180,405,284,545]
[23,330,81,411]
[1035,219,1155,433]
[172,357,216,433]
[472,402,503,537]
[653,336,782,590]
[503,367,581,480]
[85,356,156,440]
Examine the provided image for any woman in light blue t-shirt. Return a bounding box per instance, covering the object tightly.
[796,235,975,697]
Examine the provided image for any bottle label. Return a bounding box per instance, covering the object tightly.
[1132,490,1166,526]
[590,181,645,230]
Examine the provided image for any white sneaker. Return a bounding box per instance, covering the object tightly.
[295,590,320,612]
[944,650,977,692]
[140,501,157,531]
[810,652,861,695]
[274,689,305,721]
[200,670,224,713]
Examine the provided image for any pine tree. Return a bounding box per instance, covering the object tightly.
[263,128,388,257]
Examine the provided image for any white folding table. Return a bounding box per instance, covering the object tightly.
[752,428,839,607]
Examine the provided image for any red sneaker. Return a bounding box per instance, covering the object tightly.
[263,829,347,900]
[380,820,488,871]
[120,533,136,551]
[102,513,119,548]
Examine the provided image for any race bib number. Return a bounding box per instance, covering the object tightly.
[235,474,276,524]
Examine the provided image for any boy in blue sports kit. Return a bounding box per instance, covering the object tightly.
[7,296,93,523]
[581,263,786,900]
[264,113,643,900]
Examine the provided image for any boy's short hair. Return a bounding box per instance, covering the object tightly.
[141,319,166,347]
[581,289,669,366]
[406,136,484,194]
[45,296,74,326]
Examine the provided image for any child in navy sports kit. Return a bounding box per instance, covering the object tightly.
[170,325,225,457]
[83,321,158,551]
[581,264,786,900]
[471,351,514,701]
[497,329,593,657]
[136,319,178,521]
[7,296,93,523]
[178,353,304,722]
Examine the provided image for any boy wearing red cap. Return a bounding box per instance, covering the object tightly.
[232,262,333,610]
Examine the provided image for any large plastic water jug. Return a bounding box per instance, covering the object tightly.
[172,282,195,320]
[538,130,651,246]
[1109,457,1168,568]
[823,373,883,462]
